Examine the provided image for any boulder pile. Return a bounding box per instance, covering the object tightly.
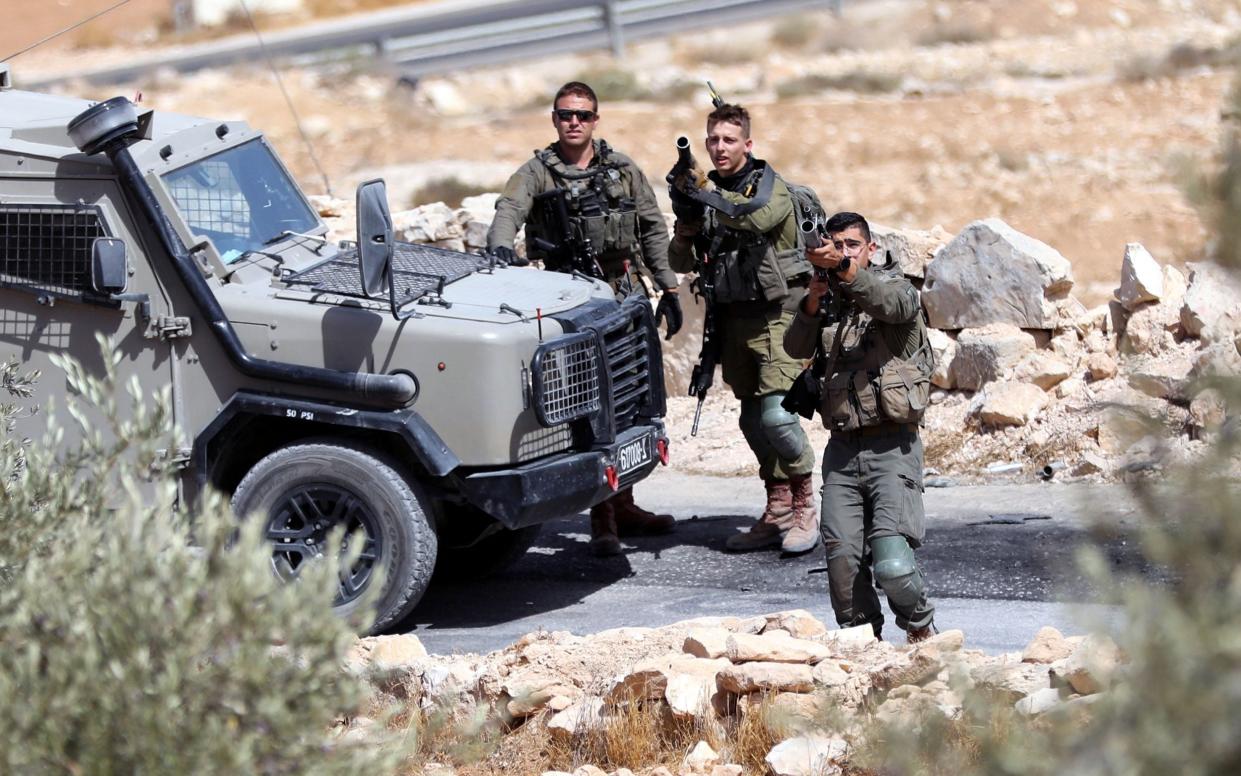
[307,195,1240,482]
[343,610,1125,776]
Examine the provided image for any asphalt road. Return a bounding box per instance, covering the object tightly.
[405,475,1149,656]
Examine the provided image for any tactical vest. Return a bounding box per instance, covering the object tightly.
[527,141,641,276]
[701,165,811,305]
[819,282,934,432]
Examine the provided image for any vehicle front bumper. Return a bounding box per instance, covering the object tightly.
[458,422,667,528]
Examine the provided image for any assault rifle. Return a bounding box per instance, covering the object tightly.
[532,188,605,279]
[800,214,851,316]
[688,255,720,436]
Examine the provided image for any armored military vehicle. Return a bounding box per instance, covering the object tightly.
[0,63,669,631]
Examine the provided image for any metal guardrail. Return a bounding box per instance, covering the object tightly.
[24,0,844,88]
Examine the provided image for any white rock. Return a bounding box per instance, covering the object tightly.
[1060,634,1124,695]
[871,223,951,279]
[977,381,1048,427]
[927,328,956,389]
[1087,352,1117,381]
[1181,261,1241,341]
[716,662,815,694]
[811,660,851,687]
[546,697,605,742]
[763,610,829,639]
[1022,626,1074,664]
[950,324,1038,391]
[684,741,720,771]
[824,624,878,648]
[726,632,831,664]
[394,202,463,243]
[683,628,732,659]
[1015,686,1067,716]
[1014,352,1072,391]
[922,218,1074,330]
[1126,357,1191,401]
[765,734,849,776]
[1116,243,1163,311]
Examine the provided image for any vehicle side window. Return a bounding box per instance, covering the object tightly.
[0,205,109,297]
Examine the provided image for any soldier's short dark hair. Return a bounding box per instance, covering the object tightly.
[707,104,751,138]
[825,211,871,243]
[553,81,598,111]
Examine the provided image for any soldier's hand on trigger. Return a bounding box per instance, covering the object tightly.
[805,241,842,272]
[804,270,831,317]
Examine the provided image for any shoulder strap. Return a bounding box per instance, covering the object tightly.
[687,161,775,218]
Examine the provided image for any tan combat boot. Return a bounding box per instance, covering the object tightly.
[610,488,675,536]
[781,473,820,554]
[589,501,622,557]
[725,479,793,552]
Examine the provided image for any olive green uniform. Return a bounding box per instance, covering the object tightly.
[669,161,815,482]
[783,264,936,634]
[488,140,677,294]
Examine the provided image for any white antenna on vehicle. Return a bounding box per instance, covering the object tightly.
[1,0,132,61]
[236,0,335,198]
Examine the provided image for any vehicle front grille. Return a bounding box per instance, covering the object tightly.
[539,297,664,443]
[599,307,655,431]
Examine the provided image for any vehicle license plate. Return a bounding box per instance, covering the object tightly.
[617,435,652,476]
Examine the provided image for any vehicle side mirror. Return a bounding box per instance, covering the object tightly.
[91,237,128,295]
[355,179,393,298]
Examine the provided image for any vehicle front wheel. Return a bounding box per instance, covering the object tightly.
[231,441,436,632]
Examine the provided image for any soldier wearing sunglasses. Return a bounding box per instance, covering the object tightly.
[487,81,682,557]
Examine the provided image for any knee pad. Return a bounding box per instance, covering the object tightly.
[871,535,925,611]
[738,399,771,459]
[760,393,808,461]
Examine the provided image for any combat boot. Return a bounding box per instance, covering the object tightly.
[725,479,793,552]
[589,501,622,557]
[781,473,820,554]
[610,488,675,536]
[907,621,939,644]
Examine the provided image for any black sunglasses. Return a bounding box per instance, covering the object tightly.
[553,108,597,123]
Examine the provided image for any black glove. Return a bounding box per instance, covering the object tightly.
[654,292,683,340]
[493,245,528,267]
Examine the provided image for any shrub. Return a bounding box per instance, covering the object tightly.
[776,71,902,99]
[574,67,649,102]
[409,176,491,208]
[0,341,404,774]
[770,15,819,49]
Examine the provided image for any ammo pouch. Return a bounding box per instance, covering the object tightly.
[712,235,769,304]
[878,358,930,424]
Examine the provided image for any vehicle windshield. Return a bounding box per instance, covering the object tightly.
[161,139,319,264]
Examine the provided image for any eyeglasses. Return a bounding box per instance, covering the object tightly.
[553,108,597,123]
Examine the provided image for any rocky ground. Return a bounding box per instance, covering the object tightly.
[344,610,1124,775]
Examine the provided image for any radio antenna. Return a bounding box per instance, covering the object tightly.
[237,0,334,197]
[2,0,132,62]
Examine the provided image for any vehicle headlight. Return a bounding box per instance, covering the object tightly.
[531,332,601,426]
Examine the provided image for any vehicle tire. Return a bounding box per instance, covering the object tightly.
[433,505,542,580]
[231,441,436,633]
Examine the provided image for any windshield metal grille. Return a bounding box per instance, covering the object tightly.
[165,160,250,238]
[0,205,106,296]
[284,242,488,303]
